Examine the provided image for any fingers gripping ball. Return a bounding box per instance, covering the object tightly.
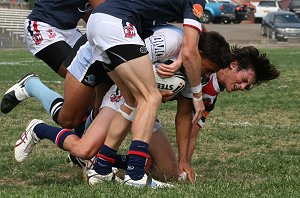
[153,67,186,94]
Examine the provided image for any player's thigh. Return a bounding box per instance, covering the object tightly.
[88,15,157,99]
[114,54,158,99]
[35,41,71,75]
[94,83,113,115]
[106,71,136,107]
[24,19,79,73]
[149,129,178,179]
[59,72,94,123]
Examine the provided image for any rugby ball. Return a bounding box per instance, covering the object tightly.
[153,67,186,93]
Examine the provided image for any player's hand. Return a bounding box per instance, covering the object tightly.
[178,163,196,184]
[160,90,176,103]
[192,98,205,124]
[156,62,181,78]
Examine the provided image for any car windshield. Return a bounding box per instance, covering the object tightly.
[259,1,276,7]
[274,14,300,23]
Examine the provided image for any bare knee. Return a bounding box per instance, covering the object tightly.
[143,88,162,107]
[58,116,84,129]
[70,145,98,160]
[152,89,162,106]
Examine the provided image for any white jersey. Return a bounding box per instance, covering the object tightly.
[182,73,224,128]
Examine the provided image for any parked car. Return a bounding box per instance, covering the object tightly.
[202,0,236,24]
[261,11,300,41]
[289,0,300,17]
[254,0,281,23]
[219,1,250,23]
[233,4,250,23]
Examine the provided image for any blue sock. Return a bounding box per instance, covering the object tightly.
[114,154,128,170]
[34,123,74,150]
[74,115,88,138]
[127,140,149,180]
[84,110,94,133]
[93,145,116,175]
[25,78,63,115]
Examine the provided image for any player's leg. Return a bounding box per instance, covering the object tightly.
[24,19,82,78]
[87,14,168,187]
[14,81,115,164]
[55,72,95,128]
[95,54,161,175]
[64,107,117,159]
[35,41,70,78]
[14,106,117,163]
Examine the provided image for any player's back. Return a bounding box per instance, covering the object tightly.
[93,0,205,33]
[28,0,92,29]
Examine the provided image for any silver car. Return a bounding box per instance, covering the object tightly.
[261,11,300,41]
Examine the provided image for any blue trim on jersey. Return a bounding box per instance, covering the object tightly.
[27,20,33,36]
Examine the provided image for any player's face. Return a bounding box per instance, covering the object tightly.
[221,61,256,93]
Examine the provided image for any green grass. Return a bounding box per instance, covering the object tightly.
[0,49,300,197]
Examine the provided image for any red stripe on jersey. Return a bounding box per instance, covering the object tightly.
[33,21,39,32]
[183,24,202,33]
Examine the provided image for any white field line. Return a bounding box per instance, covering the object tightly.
[214,120,300,128]
[0,60,37,65]
[3,80,62,84]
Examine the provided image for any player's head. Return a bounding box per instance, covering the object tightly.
[217,46,280,92]
[198,31,232,76]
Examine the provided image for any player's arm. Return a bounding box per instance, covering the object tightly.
[81,0,106,22]
[89,0,105,8]
[175,94,195,183]
[181,26,205,124]
[156,50,183,78]
[188,123,201,162]
[188,98,217,163]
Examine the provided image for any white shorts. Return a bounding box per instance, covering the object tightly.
[144,25,183,63]
[100,85,162,132]
[86,13,145,64]
[67,42,94,82]
[24,19,82,55]
[68,24,183,85]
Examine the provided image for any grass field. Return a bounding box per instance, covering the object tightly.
[0,49,299,197]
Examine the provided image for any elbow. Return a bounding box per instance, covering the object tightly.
[181,47,198,64]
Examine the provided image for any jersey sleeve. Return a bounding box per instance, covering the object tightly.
[183,0,206,32]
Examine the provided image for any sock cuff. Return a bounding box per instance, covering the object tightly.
[128,150,149,159]
[50,98,64,124]
[129,140,149,153]
[55,129,74,150]
[97,153,116,164]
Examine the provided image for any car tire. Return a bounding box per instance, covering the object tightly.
[254,18,261,23]
[202,11,212,24]
[261,26,266,36]
[277,37,287,42]
[223,19,231,24]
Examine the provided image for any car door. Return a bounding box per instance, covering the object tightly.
[265,13,275,36]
